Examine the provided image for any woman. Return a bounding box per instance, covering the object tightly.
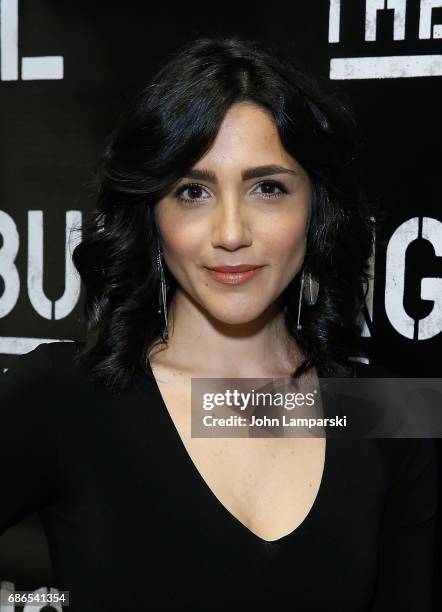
[1,36,438,611]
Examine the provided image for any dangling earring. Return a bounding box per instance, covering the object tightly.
[296,269,319,331]
[303,269,320,306]
[156,246,169,341]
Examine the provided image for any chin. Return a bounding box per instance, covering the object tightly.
[206,304,267,326]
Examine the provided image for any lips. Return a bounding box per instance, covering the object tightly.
[204,265,265,286]
[206,265,264,272]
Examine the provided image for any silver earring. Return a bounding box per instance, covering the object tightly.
[303,269,319,306]
[156,247,169,341]
[296,269,319,331]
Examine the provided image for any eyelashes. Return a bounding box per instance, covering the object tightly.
[172,180,289,206]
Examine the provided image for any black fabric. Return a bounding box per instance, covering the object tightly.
[0,342,439,611]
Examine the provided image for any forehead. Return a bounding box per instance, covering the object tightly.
[196,102,293,168]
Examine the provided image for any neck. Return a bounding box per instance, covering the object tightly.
[149,287,303,378]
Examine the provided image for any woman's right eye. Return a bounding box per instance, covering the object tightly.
[174,183,211,206]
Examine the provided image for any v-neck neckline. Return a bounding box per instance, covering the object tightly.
[137,359,334,546]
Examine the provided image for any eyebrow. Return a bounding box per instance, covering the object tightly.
[184,165,299,183]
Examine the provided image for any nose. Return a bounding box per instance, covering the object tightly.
[210,194,252,251]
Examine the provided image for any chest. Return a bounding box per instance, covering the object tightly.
[153,372,326,542]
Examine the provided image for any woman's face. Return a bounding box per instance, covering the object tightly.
[155,102,312,325]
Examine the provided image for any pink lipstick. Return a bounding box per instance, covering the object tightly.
[204,264,265,286]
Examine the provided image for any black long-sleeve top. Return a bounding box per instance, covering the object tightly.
[0,341,439,611]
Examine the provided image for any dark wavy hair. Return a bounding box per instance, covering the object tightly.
[72,35,376,393]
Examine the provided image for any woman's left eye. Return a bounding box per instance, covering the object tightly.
[254,181,287,199]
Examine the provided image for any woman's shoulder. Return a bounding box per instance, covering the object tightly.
[376,435,440,527]
[2,340,86,393]
[6,340,83,368]
[1,342,85,444]
[345,360,439,525]
[39,339,85,368]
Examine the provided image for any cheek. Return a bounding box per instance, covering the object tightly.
[155,203,187,256]
[274,233,306,266]
[164,232,194,260]
[260,216,308,280]
[160,220,205,262]
[267,210,309,253]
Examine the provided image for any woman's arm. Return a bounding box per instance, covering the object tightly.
[369,438,440,611]
[0,343,58,535]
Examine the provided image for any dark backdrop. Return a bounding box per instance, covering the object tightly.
[0,1,441,610]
